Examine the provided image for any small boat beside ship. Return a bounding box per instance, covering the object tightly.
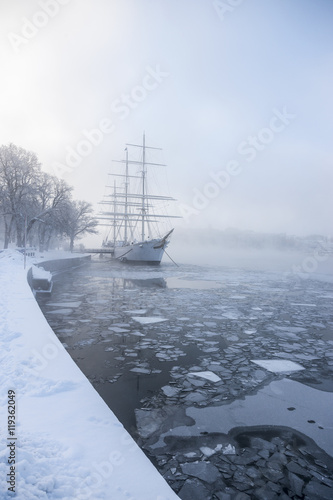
[98,134,180,265]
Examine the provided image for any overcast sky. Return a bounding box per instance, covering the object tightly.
[1,0,332,240]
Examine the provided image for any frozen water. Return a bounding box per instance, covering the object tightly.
[244,328,257,334]
[199,446,216,457]
[75,339,95,347]
[275,326,307,333]
[131,367,151,374]
[184,392,207,403]
[166,277,221,289]
[251,359,305,373]
[161,385,180,397]
[222,311,241,319]
[129,331,145,337]
[126,309,148,314]
[180,461,220,483]
[36,259,333,495]
[108,326,130,333]
[222,444,236,455]
[291,303,317,307]
[47,301,82,307]
[132,316,168,324]
[188,371,221,383]
[47,308,73,315]
[156,378,333,456]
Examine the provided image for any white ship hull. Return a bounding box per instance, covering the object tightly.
[113,239,167,265]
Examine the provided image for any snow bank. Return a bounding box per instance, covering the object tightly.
[31,265,52,281]
[0,250,178,499]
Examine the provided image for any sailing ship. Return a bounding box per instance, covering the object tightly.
[98,134,180,265]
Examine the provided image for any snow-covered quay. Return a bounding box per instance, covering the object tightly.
[0,250,179,500]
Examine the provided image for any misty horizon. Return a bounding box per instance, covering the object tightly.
[1,1,332,243]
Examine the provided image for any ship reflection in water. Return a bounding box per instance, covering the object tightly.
[125,277,167,288]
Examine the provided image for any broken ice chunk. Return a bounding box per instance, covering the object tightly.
[251,359,305,373]
[108,326,130,333]
[130,367,151,374]
[188,371,221,383]
[180,461,220,483]
[125,309,148,314]
[222,444,236,455]
[291,303,316,307]
[222,312,240,320]
[129,331,145,337]
[47,301,81,308]
[161,386,180,397]
[47,309,73,315]
[200,446,216,457]
[132,316,168,324]
[244,329,257,335]
[184,392,207,403]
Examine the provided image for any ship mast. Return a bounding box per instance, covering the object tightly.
[98,134,181,244]
[141,133,146,241]
[124,148,129,244]
[113,180,116,247]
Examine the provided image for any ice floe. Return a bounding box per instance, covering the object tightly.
[161,385,180,397]
[251,359,305,373]
[47,308,73,315]
[130,367,151,374]
[46,301,82,308]
[32,255,333,497]
[125,309,148,314]
[107,326,130,333]
[188,371,221,383]
[132,316,168,324]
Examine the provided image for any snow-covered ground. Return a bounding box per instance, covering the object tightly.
[0,250,179,499]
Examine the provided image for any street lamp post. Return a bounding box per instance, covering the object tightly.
[24,213,27,269]
[23,215,45,269]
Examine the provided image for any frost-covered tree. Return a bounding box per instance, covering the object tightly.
[0,143,98,251]
[0,184,15,248]
[25,173,73,251]
[0,143,41,247]
[60,200,98,252]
